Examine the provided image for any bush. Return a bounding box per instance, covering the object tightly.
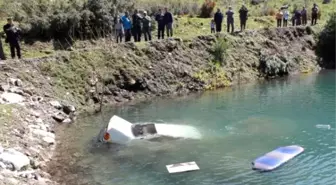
[316,12,336,69]
[199,0,216,18]
[1,0,135,41]
[212,38,229,65]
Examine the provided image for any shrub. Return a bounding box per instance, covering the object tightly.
[1,0,135,41]
[212,38,229,65]
[199,0,216,18]
[316,12,336,69]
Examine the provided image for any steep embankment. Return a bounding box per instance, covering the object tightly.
[0,26,321,185]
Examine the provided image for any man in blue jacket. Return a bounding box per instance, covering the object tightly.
[121,12,132,42]
[214,8,223,33]
[164,8,173,38]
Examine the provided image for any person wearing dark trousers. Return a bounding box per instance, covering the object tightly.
[276,10,283,27]
[301,7,307,25]
[3,17,21,59]
[0,35,5,60]
[142,11,152,41]
[226,7,234,33]
[239,5,248,31]
[164,8,173,38]
[155,9,165,39]
[295,10,302,26]
[214,8,223,33]
[132,9,142,42]
[311,3,319,25]
[121,12,132,42]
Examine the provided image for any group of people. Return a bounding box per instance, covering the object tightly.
[212,5,249,34]
[276,3,320,28]
[115,8,174,43]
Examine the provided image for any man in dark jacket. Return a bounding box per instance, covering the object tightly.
[155,9,165,39]
[164,8,173,38]
[226,6,234,33]
[214,8,223,33]
[239,5,248,31]
[301,7,307,25]
[295,9,302,26]
[132,9,142,42]
[3,17,21,59]
[311,3,319,25]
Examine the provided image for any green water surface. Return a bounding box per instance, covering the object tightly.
[52,71,336,185]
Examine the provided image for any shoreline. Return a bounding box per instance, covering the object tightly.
[0,27,325,185]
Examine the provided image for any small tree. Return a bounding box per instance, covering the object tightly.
[199,0,216,18]
[316,12,336,69]
[212,38,229,65]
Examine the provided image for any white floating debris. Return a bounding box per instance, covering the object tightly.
[315,124,331,130]
[166,161,200,174]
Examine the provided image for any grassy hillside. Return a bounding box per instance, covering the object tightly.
[0,0,334,58]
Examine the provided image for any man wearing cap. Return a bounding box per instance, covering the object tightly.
[142,11,152,41]
[3,17,21,59]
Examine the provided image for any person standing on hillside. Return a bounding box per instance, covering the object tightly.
[239,5,248,31]
[283,9,290,27]
[301,7,307,25]
[311,3,319,25]
[226,6,234,33]
[132,9,143,42]
[142,11,152,41]
[114,18,124,43]
[155,9,165,39]
[275,10,283,27]
[164,8,173,38]
[3,17,21,59]
[214,8,223,33]
[0,34,5,60]
[294,9,302,26]
[121,12,132,42]
[210,19,215,33]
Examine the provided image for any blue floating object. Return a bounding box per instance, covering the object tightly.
[252,145,304,171]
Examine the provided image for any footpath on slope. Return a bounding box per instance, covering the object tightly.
[0,26,322,185]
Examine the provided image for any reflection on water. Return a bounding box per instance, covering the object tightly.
[49,71,336,185]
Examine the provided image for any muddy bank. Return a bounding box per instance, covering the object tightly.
[0,26,322,185]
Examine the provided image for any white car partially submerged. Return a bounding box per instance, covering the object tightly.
[99,115,202,145]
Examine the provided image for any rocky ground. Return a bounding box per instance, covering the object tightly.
[0,26,322,185]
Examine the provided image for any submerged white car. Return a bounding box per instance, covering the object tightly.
[98,115,202,145]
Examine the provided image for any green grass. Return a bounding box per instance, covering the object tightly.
[0,0,334,58]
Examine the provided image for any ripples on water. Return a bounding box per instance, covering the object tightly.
[50,71,336,185]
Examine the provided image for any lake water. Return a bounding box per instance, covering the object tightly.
[50,71,336,185]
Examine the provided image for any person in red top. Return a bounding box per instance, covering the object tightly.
[275,10,283,27]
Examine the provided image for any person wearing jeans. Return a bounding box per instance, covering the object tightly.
[164,8,173,38]
[283,9,289,27]
[121,12,132,42]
